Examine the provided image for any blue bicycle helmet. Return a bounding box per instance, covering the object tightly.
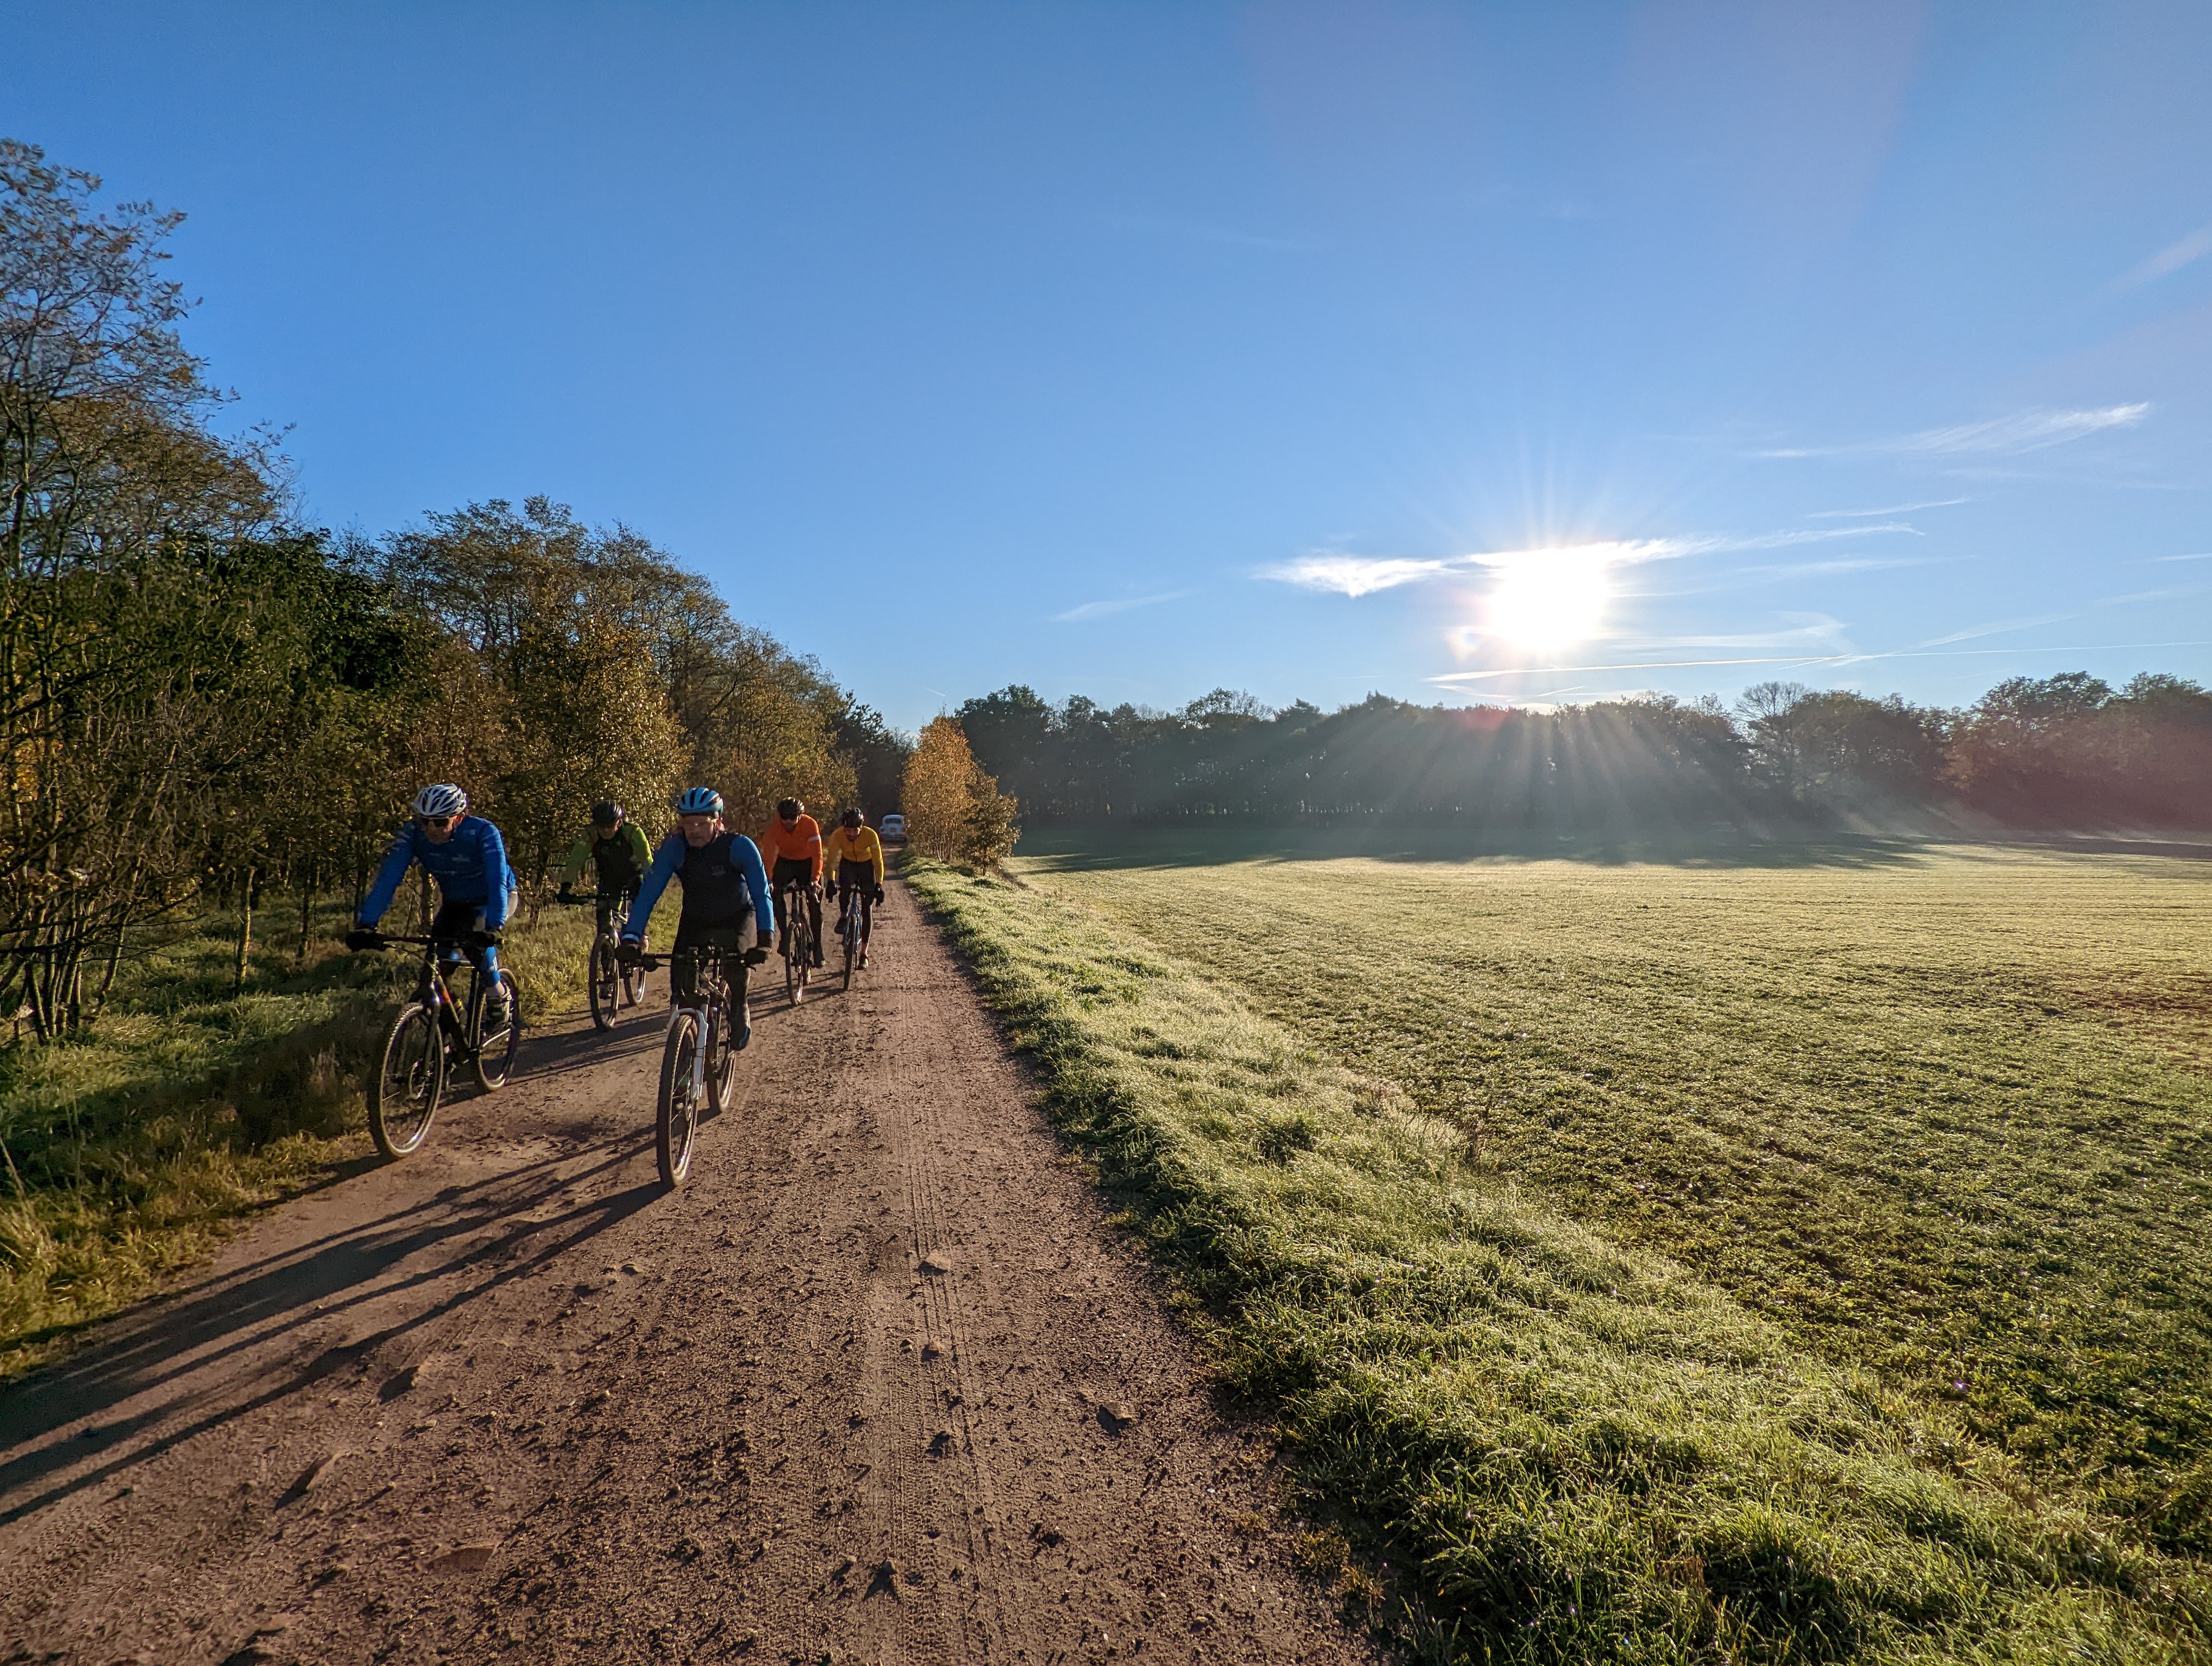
[676,786,724,816]
[413,783,468,818]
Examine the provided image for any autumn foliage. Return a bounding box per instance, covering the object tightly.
[900,718,1020,868]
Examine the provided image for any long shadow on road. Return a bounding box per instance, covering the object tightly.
[0,1020,671,1527]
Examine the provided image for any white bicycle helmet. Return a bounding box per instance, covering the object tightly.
[413,783,468,818]
[676,786,724,816]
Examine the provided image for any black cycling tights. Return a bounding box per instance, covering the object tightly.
[833,882,874,942]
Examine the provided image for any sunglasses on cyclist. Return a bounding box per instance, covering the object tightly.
[418,813,461,832]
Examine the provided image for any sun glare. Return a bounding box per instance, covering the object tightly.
[1483,547,1611,651]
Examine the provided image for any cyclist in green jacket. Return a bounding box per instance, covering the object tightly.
[557,800,653,931]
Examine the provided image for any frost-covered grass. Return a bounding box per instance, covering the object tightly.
[908,852,2209,1664]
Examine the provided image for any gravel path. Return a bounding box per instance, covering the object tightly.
[0,882,1369,1666]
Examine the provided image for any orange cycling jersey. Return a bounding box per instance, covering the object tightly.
[757,813,823,879]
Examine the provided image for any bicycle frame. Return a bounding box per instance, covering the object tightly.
[639,946,727,1097]
[382,934,486,1055]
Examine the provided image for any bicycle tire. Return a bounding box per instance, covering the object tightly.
[370,1003,444,1158]
[589,938,619,1031]
[841,909,856,990]
[657,1010,702,1187]
[784,926,807,1005]
[474,969,523,1092]
[622,960,646,1006]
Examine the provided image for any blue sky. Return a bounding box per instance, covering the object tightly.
[9,2,2210,728]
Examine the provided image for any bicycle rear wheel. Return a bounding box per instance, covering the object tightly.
[784,930,807,1005]
[474,969,523,1091]
[657,1010,703,1187]
[370,1003,444,1158]
[589,937,619,1030]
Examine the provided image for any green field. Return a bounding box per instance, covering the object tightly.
[911,832,2212,1663]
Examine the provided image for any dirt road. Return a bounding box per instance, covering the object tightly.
[0,886,1368,1665]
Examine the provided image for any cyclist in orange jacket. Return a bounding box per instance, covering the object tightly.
[758,797,825,967]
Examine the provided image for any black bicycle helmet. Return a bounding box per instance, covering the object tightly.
[776,797,801,821]
[841,808,863,828]
[590,800,621,826]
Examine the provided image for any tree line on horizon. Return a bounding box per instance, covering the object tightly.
[948,671,2212,834]
[1,139,908,1042]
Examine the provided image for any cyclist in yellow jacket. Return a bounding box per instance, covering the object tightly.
[822,808,886,969]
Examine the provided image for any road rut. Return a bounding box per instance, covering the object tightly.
[0,883,1367,1665]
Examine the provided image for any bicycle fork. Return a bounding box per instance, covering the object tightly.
[671,1005,710,1099]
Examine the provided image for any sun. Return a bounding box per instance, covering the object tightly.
[1483,548,1611,652]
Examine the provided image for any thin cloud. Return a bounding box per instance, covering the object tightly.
[2152,552,2212,563]
[2111,222,2212,291]
[1636,554,1947,599]
[1758,405,2149,459]
[1051,589,1194,623]
[1264,539,1693,598]
[1261,554,1449,597]
[1264,529,1909,599]
[1432,653,1851,685]
[2097,585,2207,607]
[1745,555,1941,579]
[1428,638,2212,688]
[1913,613,2072,648]
[1462,538,1694,568]
[1808,498,1969,518]
[1615,615,1853,655]
[1721,523,1920,549]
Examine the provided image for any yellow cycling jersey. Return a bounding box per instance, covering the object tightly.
[822,825,884,886]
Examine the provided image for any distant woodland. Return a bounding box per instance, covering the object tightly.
[951,672,2212,833]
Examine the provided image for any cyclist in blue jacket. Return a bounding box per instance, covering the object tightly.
[621,786,771,1048]
[349,784,519,1025]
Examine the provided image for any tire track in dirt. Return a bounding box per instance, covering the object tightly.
[0,882,1369,1665]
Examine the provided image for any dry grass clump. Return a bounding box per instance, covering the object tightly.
[906,858,2209,1665]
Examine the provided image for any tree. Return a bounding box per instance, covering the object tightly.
[902,717,1020,867]
[1,140,291,1035]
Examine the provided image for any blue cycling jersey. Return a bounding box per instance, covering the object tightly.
[624,830,772,943]
[358,816,518,930]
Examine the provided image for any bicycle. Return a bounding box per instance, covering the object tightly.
[627,940,760,1187]
[774,876,818,1005]
[356,932,523,1159]
[829,882,883,991]
[558,889,645,1031]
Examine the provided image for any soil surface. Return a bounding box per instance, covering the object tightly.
[0,884,1370,1665]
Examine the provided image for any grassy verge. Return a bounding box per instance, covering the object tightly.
[0,897,599,1378]
[1011,832,2212,1559]
[906,857,2209,1664]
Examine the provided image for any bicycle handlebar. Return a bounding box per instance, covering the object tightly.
[626,945,769,971]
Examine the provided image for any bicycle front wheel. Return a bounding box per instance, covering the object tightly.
[841,914,856,990]
[784,934,806,1005]
[589,937,619,1030]
[657,1010,703,1187]
[705,999,740,1114]
[370,1003,444,1158]
[474,970,523,1092]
